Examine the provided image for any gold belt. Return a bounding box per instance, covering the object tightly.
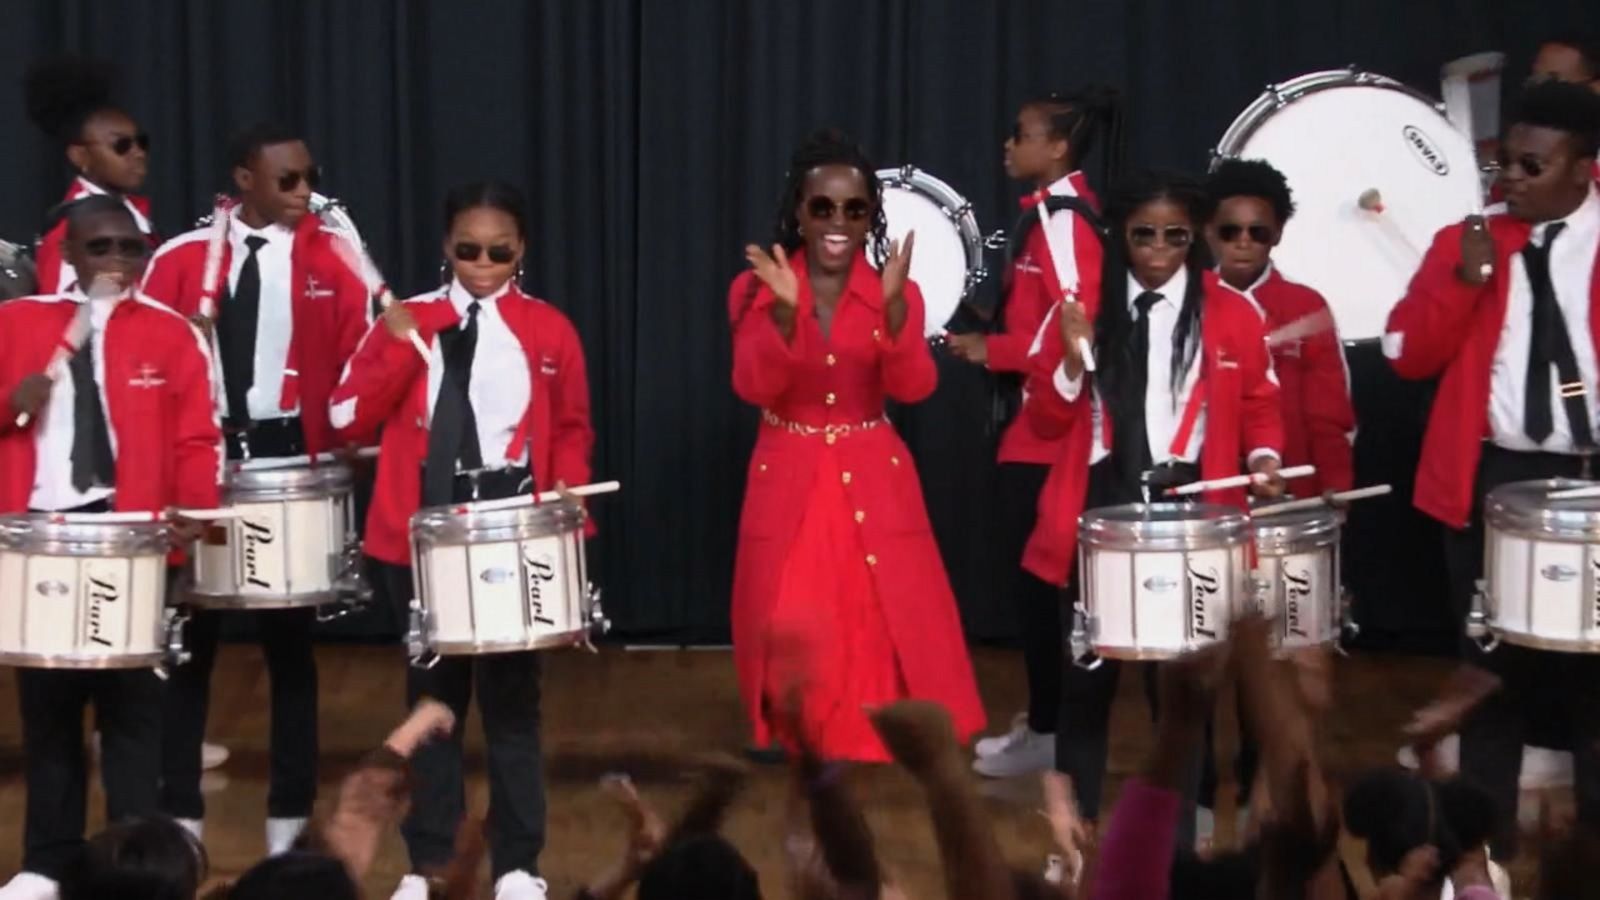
[762,410,887,441]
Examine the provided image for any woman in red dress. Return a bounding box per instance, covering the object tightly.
[728,129,985,762]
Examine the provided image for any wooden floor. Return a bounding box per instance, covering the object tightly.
[0,644,1489,896]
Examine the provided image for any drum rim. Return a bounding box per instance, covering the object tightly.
[0,515,171,555]
[1486,478,1600,538]
[1211,67,1450,167]
[1252,507,1343,547]
[185,587,340,609]
[1079,501,1251,549]
[410,501,588,545]
[224,463,355,497]
[872,165,985,296]
[1492,630,1600,653]
[0,651,164,669]
[424,631,591,655]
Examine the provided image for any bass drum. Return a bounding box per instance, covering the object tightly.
[1212,68,1476,649]
[0,238,37,301]
[873,166,989,338]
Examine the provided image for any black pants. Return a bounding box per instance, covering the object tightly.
[374,562,546,879]
[161,418,319,820]
[997,462,1063,733]
[1440,442,1600,855]
[160,607,318,819]
[18,667,163,878]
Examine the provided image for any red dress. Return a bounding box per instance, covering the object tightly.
[728,251,985,761]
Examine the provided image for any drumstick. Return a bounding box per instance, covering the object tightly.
[1546,483,1600,501]
[40,508,244,525]
[1251,484,1394,517]
[15,294,97,428]
[1166,464,1316,497]
[1033,192,1096,373]
[1357,188,1425,259]
[1266,308,1335,348]
[197,195,233,320]
[326,232,431,362]
[445,480,623,514]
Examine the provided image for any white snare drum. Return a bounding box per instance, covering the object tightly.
[873,166,989,338]
[190,458,358,609]
[408,497,604,656]
[1075,503,1252,661]
[1213,68,1482,341]
[1252,508,1346,648]
[0,514,172,668]
[1479,479,1600,652]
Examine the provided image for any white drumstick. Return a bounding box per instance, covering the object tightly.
[1034,195,1096,373]
[445,480,623,514]
[1252,484,1394,517]
[1547,483,1600,501]
[229,446,380,472]
[1166,464,1316,497]
[40,507,244,525]
[1357,189,1425,259]
[327,233,431,362]
[1266,308,1335,348]
[197,195,232,320]
[15,293,97,428]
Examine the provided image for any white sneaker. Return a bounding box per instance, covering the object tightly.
[494,870,549,900]
[390,875,430,900]
[267,816,308,855]
[974,713,1030,758]
[972,727,1054,778]
[1397,735,1574,789]
[202,742,229,770]
[0,873,59,900]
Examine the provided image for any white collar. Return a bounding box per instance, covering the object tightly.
[228,206,295,243]
[446,277,513,317]
[74,177,152,234]
[1127,265,1189,313]
[1538,184,1600,245]
[1045,171,1084,198]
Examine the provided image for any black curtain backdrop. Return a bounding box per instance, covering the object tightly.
[0,1,1591,645]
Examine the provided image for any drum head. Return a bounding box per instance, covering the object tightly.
[873,167,984,338]
[0,239,38,301]
[1214,71,1481,340]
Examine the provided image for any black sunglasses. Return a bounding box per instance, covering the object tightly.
[1130,225,1193,248]
[83,237,151,259]
[276,166,322,193]
[805,196,873,222]
[95,133,151,156]
[1498,152,1546,179]
[1216,223,1275,244]
[453,242,517,264]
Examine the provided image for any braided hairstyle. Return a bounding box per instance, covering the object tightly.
[1094,170,1210,409]
[1022,85,1127,185]
[772,128,890,265]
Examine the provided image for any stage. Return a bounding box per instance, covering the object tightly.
[0,644,1509,895]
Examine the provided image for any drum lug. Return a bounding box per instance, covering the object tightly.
[1069,605,1102,670]
[406,599,439,669]
[944,201,972,222]
[584,584,611,652]
[1466,579,1500,653]
[164,606,191,668]
[983,229,1007,251]
[896,163,916,184]
[1337,590,1360,656]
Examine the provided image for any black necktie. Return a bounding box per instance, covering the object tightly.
[218,235,268,426]
[1522,223,1589,446]
[69,333,115,492]
[422,301,484,506]
[1110,291,1161,492]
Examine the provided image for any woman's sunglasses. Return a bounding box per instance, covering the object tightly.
[1216,223,1275,244]
[453,242,517,264]
[805,196,873,222]
[1129,225,1193,248]
[276,166,322,193]
[83,237,151,259]
[88,133,151,156]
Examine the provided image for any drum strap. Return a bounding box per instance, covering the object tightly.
[1003,196,1107,295]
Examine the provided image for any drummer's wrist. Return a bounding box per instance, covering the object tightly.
[1247,449,1280,470]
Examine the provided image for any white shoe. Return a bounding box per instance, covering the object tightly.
[202,742,229,770]
[0,873,59,900]
[266,817,308,855]
[974,713,1030,758]
[972,727,1054,778]
[177,818,204,842]
[1397,735,1574,789]
[390,875,430,900]
[494,870,549,900]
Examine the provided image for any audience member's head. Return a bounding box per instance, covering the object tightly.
[58,816,206,900]
[221,850,360,900]
[638,833,762,900]
[1344,769,1496,884]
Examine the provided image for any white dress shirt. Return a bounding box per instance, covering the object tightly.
[224,208,299,421]
[30,291,121,511]
[1488,185,1600,453]
[426,279,531,469]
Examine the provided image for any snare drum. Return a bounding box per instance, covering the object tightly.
[1075,503,1251,661]
[190,459,357,609]
[874,166,988,338]
[0,514,172,668]
[1252,508,1346,648]
[1481,479,1600,652]
[409,497,603,656]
